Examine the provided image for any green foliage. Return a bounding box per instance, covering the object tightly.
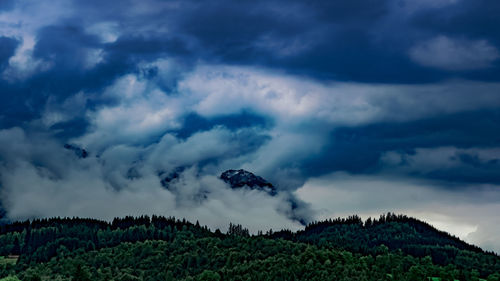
[0,215,497,281]
[0,276,20,281]
[197,270,221,281]
[271,213,500,277]
[227,223,250,237]
[72,264,91,281]
[0,257,16,266]
[23,274,41,281]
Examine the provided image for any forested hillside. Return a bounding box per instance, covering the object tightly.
[0,214,498,281]
[270,213,499,276]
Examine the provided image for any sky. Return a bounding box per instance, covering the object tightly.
[0,0,499,252]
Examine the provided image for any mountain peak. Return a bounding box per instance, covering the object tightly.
[64,144,88,159]
[220,169,277,195]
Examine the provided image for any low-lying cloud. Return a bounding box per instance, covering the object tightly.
[0,127,304,233]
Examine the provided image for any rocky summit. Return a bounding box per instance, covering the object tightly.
[220,169,277,195]
[63,144,88,159]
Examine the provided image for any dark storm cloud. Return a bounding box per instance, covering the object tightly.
[303,0,389,23]
[49,118,90,140]
[172,0,425,82]
[71,0,473,83]
[279,30,446,82]
[0,36,18,70]
[412,0,500,42]
[302,109,500,184]
[173,111,272,140]
[107,35,192,60]
[33,25,101,69]
[438,152,500,183]
[408,0,500,80]
[31,24,185,93]
[0,22,190,127]
[2,0,500,129]
[151,0,499,82]
[0,24,116,126]
[0,0,14,11]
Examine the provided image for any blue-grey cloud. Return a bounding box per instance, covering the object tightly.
[302,109,500,184]
[2,0,500,129]
[0,0,14,11]
[33,24,101,69]
[33,0,493,83]
[173,111,273,140]
[410,36,499,71]
[380,147,500,185]
[0,36,18,70]
[412,0,500,41]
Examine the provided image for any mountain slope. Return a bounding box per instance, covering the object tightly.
[270,213,499,277]
[0,215,498,281]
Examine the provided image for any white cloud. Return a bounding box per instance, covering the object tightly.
[0,0,72,80]
[0,127,302,233]
[40,91,90,128]
[76,75,183,151]
[410,36,499,71]
[83,48,104,69]
[71,63,500,187]
[179,65,500,126]
[85,21,120,43]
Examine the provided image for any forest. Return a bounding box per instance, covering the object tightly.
[0,213,498,281]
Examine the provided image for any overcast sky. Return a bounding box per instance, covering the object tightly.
[0,0,499,252]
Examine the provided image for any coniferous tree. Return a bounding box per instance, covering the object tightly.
[72,264,91,281]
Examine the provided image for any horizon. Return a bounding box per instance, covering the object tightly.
[0,0,499,254]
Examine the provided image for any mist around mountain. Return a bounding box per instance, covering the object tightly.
[0,168,498,280]
[0,214,498,281]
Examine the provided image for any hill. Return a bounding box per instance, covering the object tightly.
[0,214,498,281]
[270,213,499,277]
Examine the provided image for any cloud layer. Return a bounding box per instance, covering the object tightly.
[410,36,499,70]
